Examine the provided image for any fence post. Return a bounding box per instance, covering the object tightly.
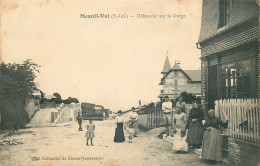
[215,100,219,118]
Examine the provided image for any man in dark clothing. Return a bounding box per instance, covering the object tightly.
[76,112,83,131]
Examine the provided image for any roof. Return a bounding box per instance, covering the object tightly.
[184,70,201,82]
[160,68,201,84]
[161,56,171,73]
[198,1,258,43]
[171,63,181,70]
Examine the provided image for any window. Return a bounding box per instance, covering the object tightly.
[219,0,231,28]
[221,59,251,98]
[161,90,164,93]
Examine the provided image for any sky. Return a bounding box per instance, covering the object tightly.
[1,0,202,112]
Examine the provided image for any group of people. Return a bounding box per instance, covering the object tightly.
[75,106,139,147]
[162,96,228,162]
[76,97,228,162]
[114,107,139,143]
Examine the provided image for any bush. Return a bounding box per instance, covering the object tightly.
[0,59,39,130]
[177,91,201,104]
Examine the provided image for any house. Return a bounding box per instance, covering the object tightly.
[158,56,201,100]
[197,0,259,165]
[25,91,41,121]
[197,0,259,110]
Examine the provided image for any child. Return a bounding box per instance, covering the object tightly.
[124,120,135,143]
[85,118,95,146]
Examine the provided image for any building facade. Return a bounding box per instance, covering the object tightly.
[197,0,259,109]
[197,1,260,165]
[159,56,201,100]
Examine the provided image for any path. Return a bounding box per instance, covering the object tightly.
[0,118,225,166]
[28,108,56,128]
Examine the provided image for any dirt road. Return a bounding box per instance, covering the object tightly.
[0,111,224,166]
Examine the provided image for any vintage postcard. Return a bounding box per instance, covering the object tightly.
[0,0,259,166]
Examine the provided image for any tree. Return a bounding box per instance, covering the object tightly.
[53,92,62,104]
[62,97,79,104]
[0,59,40,130]
[39,89,45,104]
[178,91,201,104]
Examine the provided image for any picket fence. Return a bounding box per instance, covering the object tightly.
[215,99,260,143]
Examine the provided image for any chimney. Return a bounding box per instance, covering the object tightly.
[176,60,180,67]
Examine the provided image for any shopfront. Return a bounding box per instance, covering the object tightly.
[205,43,258,109]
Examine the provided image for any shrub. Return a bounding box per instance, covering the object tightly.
[0,59,40,130]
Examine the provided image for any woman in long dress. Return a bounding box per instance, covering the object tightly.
[186,101,204,148]
[114,110,125,143]
[202,109,228,162]
[172,106,188,152]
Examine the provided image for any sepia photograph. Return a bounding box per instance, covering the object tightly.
[0,0,259,165]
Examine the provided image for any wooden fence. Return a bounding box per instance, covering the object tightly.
[138,104,192,129]
[138,111,165,129]
[215,99,260,143]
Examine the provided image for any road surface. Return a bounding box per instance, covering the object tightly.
[0,109,225,166]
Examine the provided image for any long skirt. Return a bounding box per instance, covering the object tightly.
[114,123,125,142]
[85,130,95,139]
[173,128,188,152]
[186,121,204,146]
[202,127,222,161]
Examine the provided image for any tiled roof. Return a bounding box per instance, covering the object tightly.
[161,69,201,83]
[161,56,171,73]
[184,70,201,82]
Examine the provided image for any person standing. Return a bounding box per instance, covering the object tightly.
[85,118,95,146]
[176,96,186,114]
[76,112,83,131]
[114,110,125,143]
[172,106,188,152]
[129,107,139,137]
[162,96,173,136]
[124,120,135,143]
[202,109,228,162]
[186,101,204,149]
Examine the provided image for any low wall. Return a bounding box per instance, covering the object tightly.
[25,99,40,120]
[222,136,260,166]
[51,103,81,124]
